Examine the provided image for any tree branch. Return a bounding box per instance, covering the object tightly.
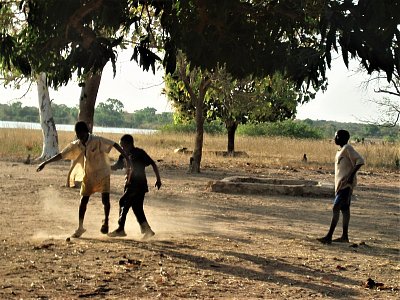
[375,89,400,97]
[177,55,197,104]
[65,0,103,48]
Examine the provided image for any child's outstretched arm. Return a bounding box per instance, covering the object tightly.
[151,161,162,190]
[113,143,131,163]
[36,153,62,172]
[111,154,124,171]
[112,143,134,181]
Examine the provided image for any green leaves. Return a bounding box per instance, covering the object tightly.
[165,52,303,130]
[0,33,32,76]
[131,43,161,74]
[0,34,15,70]
[1,0,398,92]
[322,0,399,81]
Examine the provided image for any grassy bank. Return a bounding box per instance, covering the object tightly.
[0,128,398,171]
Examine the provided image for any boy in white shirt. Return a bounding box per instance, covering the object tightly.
[318,130,364,244]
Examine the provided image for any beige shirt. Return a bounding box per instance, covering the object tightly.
[61,134,115,196]
[335,144,364,194]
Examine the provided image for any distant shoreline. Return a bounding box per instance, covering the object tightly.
[0,120,157,134]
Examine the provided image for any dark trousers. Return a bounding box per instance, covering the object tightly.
[118,188,147,229]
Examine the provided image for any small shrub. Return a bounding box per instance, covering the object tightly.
[237,120,323,139]
[160,120,225,134]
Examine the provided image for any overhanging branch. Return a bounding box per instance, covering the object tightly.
[65,0,103,48]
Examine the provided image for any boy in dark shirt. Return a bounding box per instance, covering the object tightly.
[108,134,162,239]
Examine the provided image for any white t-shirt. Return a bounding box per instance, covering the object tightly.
[334,144,364,194]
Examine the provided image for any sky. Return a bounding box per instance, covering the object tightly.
[295,58,384,123]
[0,50,388,123]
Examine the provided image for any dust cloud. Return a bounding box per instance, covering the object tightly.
[30,187,75,240]
[137,196,217,240]
[31,186,216,241]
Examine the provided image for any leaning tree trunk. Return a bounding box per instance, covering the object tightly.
[189,96,205,173]
[36,72,59,160]
[226,120,238,155]
[78,72,102,132]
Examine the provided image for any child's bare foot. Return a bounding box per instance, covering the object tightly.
[71,227,86,238]
[142,229,155,240]
[140,222,154,240]
[333,237,349,243]
[108,228,127,237]
[317,236,332,244]
[100,220,109,234]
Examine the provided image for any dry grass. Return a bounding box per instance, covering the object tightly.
[1,128,398,171]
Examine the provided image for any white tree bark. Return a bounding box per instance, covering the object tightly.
[36,72,59,160]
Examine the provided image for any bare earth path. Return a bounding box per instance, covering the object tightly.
[0,160,399,299]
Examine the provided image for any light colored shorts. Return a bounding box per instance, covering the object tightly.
[80,176,110,196]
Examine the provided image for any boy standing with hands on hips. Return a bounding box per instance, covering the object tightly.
[318,129,364,244]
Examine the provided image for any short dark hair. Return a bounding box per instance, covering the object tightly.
[337,129,350,143]
[120,134,134,144]
[75,121,90,133]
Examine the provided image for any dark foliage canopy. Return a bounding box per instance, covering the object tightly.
[0,0,398,89]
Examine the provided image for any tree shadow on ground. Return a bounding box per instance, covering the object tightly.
[147,190,398,262]
[78,237,361,299]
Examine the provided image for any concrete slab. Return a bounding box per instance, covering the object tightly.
[211,176,334,198]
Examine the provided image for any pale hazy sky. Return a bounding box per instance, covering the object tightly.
[0,50,387,123]
[296,58,383,123]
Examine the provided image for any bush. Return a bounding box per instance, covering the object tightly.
[160,120,225,134]
[161,119,322,139]
[237,120,323,139]
[383,135,399,143]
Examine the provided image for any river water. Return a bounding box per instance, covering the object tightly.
[0,121,157,134]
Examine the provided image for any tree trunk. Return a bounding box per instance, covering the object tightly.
[226,121,238,155]
[189,97,205,173]
[78,72,102,131]
[36,72,59,160]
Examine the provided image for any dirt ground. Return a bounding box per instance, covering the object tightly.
[0,159,399,299]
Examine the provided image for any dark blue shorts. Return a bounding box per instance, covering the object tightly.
[334,187,352,210]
